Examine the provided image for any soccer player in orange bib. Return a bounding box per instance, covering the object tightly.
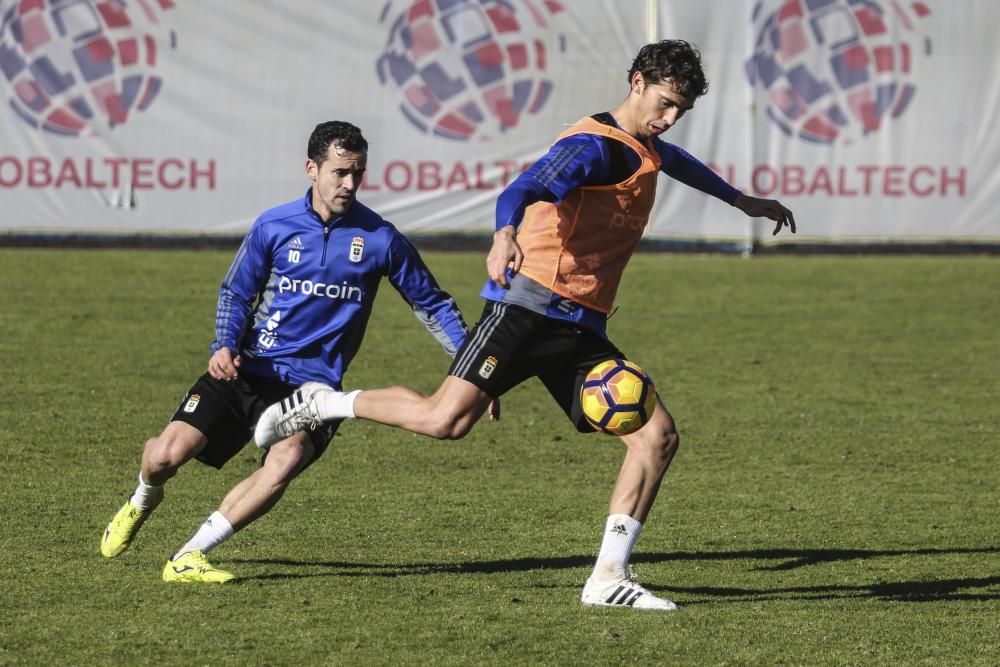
[256,40,795,610]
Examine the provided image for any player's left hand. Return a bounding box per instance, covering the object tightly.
[733,194,797,235]
[487,225,523,288]
[487,398,500,421]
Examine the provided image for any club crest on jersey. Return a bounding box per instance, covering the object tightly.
[479,355,498,379]
[349,236,365,263]
[183,394,201,413]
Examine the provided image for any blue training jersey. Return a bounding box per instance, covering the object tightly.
[215,189,468,388]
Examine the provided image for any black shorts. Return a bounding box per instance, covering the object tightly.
[448,301,626,432]
[169,371,339,469]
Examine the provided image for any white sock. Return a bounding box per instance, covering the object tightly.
[316,389,361,419]
[130,472,164,511]
[592,514,643,581]
[173,511,234,560]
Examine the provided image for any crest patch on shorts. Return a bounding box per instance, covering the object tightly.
[183,394,201,413]
[478,355,498,379]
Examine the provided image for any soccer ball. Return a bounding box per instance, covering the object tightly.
[580,359,657,436]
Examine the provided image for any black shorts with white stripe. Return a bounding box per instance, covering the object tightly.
[448,301,624,432]
[170,371,338,469]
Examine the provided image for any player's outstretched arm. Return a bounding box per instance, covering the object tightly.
[733,194,797,235]
[487,225,524,288]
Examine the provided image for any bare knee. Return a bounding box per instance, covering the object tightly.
[626,422,680,472]
[419,399,482,440]
[261,438,313,483]
[647,427,679,466]
[661,428,680,459]
[422,413,474,440]
[407,378,489,440]
[142,433,198,479]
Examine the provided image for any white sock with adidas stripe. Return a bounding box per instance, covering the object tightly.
[593,513,643,581]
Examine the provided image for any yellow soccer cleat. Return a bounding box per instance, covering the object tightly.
[100,499,151,558]
[162,550,235,583]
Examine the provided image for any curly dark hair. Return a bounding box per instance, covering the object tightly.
[627,39,709,99]
[307,121,368,163]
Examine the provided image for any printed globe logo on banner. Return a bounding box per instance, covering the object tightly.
[0,0,176,137]
[376,0,565,142]
[745,0,931,145]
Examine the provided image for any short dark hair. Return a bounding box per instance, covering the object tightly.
[627,39,709,99]
[307,121,368,163]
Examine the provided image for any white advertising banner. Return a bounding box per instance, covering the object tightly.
[0,0,995,245]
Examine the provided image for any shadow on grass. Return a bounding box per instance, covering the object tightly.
[670,575,1000,604]
[229,545,1000,603]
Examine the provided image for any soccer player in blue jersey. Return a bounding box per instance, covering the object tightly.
[99,121,470,582]
[256,41,795,609]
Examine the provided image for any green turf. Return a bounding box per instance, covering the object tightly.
[1,248,997,665]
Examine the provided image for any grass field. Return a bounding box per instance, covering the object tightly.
[1,248,998,666]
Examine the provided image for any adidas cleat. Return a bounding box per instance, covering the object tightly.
[162,550,235,583]
[100,499,152,558]
[581,575,678,611]
[254,381,333,448]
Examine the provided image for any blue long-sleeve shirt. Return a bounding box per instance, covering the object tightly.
[495,132,741,231]
[215,189,468,388]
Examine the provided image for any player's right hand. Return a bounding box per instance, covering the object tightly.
[733,193,797,235]
[208,347,241,381]
[487,225,523,289]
